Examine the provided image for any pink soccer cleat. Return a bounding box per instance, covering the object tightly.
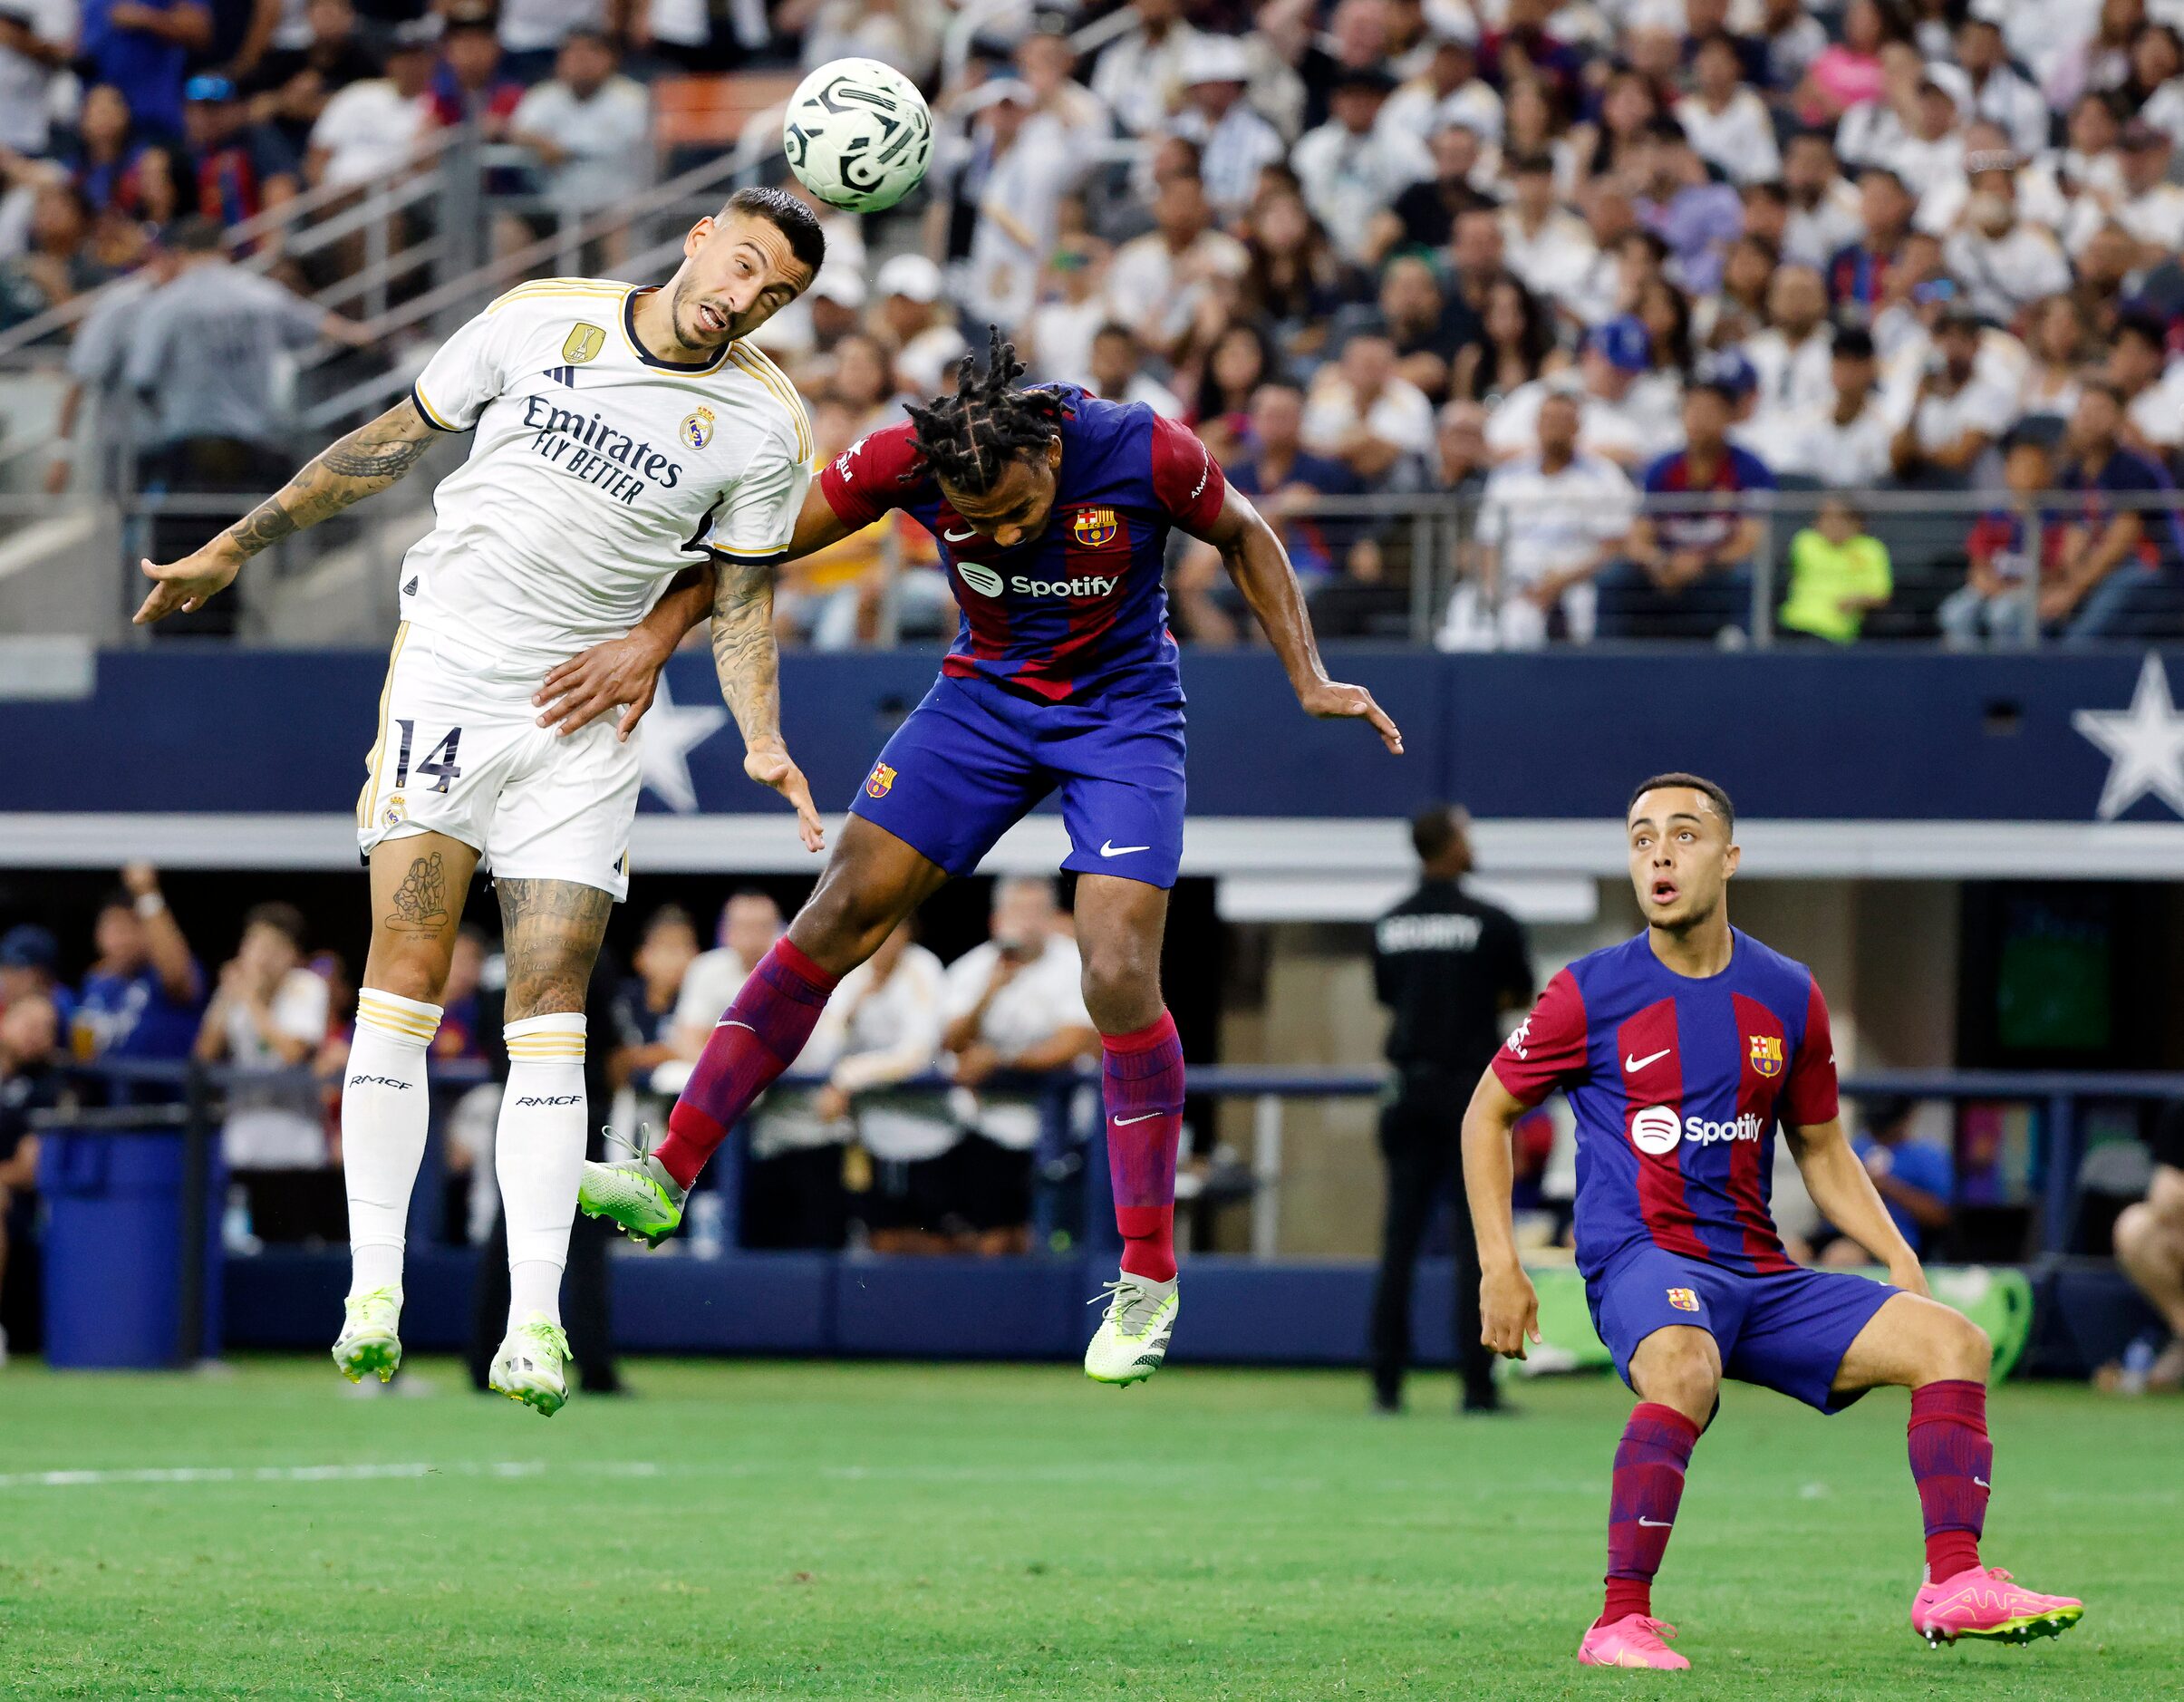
[1578,1615,1691,1669]
[1911,1567,2084,1647]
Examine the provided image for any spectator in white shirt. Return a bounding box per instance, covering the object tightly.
[1764,324,1899,485]
[1454,391,1637,648]
[1292,64,1435,265]
[1781,129,1865,271]
[1891,305,2019,484]
[508,31,649,217]
[1168,34,1287,223]
[1677,31,1781,184]
[1024,236,1111,388]
[1086,321,1185,417]
[814,920,954,1254]
[2085,119,2184,264]
[1943,159,2073,323]
[669,891,782,1063]
[196,903,330,1187]
[942,879,1099,1256]
[1304,326,1438,483]
[1015,21,1110,165]
[1378,28,1503,150]
[0,0,74,158]
[1499,148,1597,303]
[1087,0,1200,137]
[1485,315,1661,468]
[2109,309,2184,455]
[305,20,436,189]
[957,78,1078,335]
[1103,169,1246,361]
[1957,15,2052,160]
[1742,263,1836,421]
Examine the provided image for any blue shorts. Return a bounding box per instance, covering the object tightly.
[1586,1244,1899,1413]
[846,673,1187,888]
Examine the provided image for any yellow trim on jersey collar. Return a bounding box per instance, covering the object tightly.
[620,285,734,374]
[727,343,814,463]
[487,278,633,314]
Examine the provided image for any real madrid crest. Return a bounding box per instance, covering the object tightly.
[562,323,605,364]
[681,406,716,450]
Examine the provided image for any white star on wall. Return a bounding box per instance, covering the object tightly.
[637,675,726,814]
[2072,652,2184,821]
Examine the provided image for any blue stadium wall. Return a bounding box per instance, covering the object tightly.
[7,647,2184,875]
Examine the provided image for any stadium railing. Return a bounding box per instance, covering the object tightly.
[28,1055,2183,1366]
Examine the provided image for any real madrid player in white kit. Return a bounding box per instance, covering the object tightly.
[135,188,829,1414]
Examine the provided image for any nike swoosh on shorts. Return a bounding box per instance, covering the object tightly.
[1099,841,1150,857]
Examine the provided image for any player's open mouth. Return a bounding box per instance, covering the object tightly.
[1650,879,1679,905]
[694,303,730,337]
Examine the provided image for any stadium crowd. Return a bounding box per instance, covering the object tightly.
[8,0,2184,642]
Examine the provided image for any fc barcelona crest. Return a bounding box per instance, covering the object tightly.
[562,323,605,364]
[1072,508,1118,547]
[1748,1033,1785,1078]
[865,761,896,798]
[1667,1287,1699,1313]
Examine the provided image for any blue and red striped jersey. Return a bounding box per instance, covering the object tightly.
[1490,928,1838,1281]
[817,387,1225,703]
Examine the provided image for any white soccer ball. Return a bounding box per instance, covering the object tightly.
[782,58,934,214]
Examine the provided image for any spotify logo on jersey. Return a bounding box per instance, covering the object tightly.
[1629,1105,1682,1156]
[956,562,1003,596]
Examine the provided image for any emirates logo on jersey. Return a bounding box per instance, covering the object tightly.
[1749,1033,1785,1078]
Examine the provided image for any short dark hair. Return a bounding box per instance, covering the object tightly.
[717,185,826,277]
[1410,802,1470,863]
[1831,324,1876,361]
[643,902,696,940]
[168,215,226,255]
[2114,310,2168,351]
[1628,772,1735,834]
[904,325,1068,495]
[244,902,308,951]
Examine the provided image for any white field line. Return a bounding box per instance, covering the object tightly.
[0,1460,665,1491]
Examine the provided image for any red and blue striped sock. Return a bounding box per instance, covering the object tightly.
[1103,1011,1184,1283]
[654,937,840,1190]
[1909,1378,1989,1583]
[1599,1402,1699,1626]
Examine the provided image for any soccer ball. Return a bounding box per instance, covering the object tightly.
[782,58,934,214]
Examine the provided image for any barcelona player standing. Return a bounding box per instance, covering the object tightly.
[1463,773,2083,1668]
[552,331,1402,1382]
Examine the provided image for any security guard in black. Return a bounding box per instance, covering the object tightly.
[1369,804,1532,1413]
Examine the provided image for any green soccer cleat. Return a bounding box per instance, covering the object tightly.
[332,1286,403,1385]
[489,1315,572,1417]
[1084,1272,1180,1386]
[578,1154,687,1247]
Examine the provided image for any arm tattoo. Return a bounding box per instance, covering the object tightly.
[219,400,435,562]
[496,877,613,1019]
[709,556,785,749]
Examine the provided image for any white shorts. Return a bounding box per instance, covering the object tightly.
[355,623,639,900]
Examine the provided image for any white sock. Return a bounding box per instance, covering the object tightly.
[342,991,441,1299]
[497,1012,587,1335]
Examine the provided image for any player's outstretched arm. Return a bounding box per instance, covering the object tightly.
[1784,1117,1931,1296]
[533,483,859,737]
[1188,484,1404,754]
[711,554,825,853]
[133,397,439,624]
[1461,1069,1541,1359]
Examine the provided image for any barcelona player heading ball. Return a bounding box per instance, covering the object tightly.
[548,331,1402,1381]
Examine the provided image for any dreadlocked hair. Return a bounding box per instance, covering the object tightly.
[904,326,1066,494]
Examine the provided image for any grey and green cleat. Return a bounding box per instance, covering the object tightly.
[332,1286,403,1384]
[578,1153,688,1247]
[1084,1272,1180,1386]
[489,1315,572,1416]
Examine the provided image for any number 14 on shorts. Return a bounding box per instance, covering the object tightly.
[391,720,465,794]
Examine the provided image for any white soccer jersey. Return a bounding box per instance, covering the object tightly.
[404,276,815,672]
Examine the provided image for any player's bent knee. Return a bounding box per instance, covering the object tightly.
[1080,949,1160,1033]
[1920,1302,1991,1382]
[363,942,452,1006]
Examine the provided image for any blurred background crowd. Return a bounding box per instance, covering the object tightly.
[8,0,2184,643]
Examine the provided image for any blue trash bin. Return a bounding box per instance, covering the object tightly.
[40,1127,223,1368]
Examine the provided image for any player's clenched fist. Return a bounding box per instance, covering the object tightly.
[1479,1258,1541,1359]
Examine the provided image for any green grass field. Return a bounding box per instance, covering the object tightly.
[0,1358,2173,1700]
